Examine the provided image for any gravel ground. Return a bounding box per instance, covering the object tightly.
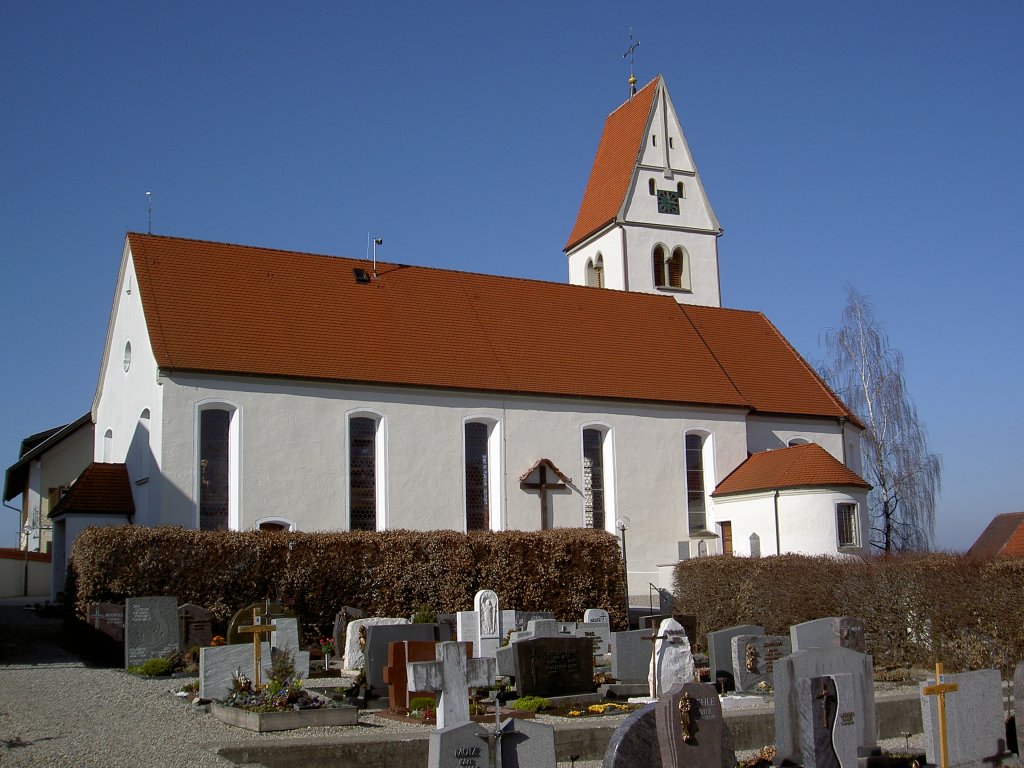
[0,600,926,768]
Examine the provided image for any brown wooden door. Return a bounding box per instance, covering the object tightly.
[720,521,733,556]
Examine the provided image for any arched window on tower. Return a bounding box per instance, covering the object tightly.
[652,245,667,288]
[677,181,686,199]
[669,247,691,291]
[585,254,604,288]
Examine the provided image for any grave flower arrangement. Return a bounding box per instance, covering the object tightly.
[319,637,335,669]
[221,650,339,713]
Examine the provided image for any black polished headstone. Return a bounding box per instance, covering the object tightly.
[511,636,595,698]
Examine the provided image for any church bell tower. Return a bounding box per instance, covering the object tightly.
[564,76,723,307]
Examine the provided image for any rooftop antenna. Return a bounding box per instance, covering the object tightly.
[146,191,153,234]
[372,236,382,278]
[623,29,640,98]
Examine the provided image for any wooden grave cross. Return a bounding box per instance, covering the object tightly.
[407,641,496,729]
[238,606,276,690]
[922,662,959,768]
[815,678,835,729]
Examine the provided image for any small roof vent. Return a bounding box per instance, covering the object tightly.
[353,268,371,284]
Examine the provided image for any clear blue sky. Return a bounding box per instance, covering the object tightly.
[2,2,1022,551]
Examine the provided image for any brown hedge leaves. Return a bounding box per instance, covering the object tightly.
[675,553,1024,675]
[69,526,626,642]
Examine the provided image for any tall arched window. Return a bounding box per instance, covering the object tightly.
[198,406,235,531]
[465,418,500,531]
[652,245,667,288]
[685,432,711,533]
[348,415,380,531]
[669,247,691,290]
[582,428,609,529]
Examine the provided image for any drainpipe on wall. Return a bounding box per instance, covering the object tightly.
[773,490,781,555]
[839,417,847,465]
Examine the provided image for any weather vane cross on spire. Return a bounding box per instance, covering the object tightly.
[624,29,640,97]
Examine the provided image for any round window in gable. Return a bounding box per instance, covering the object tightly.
[123,341,132,373]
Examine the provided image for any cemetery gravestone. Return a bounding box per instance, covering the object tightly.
[498,717,557,768]
[124,596,179,669]
[428,721,489,768]
[655,681,730,768]
[199,641,271,699]
[584,608,610,624]
[603,696,737,768]
[383,640,449,711]
[559,621,612,655]
[611,629,650,684]
[707,624,763,691]
[511,636,595,698]
[649,617,695,698]
[86,602,125,643]
[332,606,366,661]
[791,617,866,654]
[408,641,496,729]
[343,617,410,670]
[498,619,562,676]
[457,589,501,658]
[773,646,876,765]
[178,603,213,652]
[365,623,445,694]
[513,611,555,631]
[797,673,858,768]
[731,634,791,692]
[271,617,309,679]
[226,602,298,645]
[920,668,1006,768]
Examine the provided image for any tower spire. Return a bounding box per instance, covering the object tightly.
[623,29,640,98]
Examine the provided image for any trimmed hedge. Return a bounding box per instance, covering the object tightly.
[674,553,1024,676]
[68,526,625,642]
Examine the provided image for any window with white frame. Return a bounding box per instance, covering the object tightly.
[464,421,493,531]
[585,254,604,288]
[348,415,380,531]
[198,405,237,531]
[836,502,859,548]
[582,428,606,529]
[685,433,710,533]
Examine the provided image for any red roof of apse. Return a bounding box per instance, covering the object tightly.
[712,443,871,496]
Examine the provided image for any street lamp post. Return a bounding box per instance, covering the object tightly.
[615,516,630,630]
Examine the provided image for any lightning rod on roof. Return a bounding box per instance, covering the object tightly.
[146,191,153,234]
[623,29,640,98]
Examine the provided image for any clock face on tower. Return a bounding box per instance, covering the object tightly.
[656,189,680,215]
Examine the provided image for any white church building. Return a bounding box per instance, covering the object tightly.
[46,75,870,598]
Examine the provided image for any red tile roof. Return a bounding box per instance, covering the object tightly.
[48,462,134,518]
[126,233,858,421]
[564,77,659,251]
[712,443,870,497]
[967,512,1024,557]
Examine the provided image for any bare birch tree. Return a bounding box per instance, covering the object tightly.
[822,286,941,551]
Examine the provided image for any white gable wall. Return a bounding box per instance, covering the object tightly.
[92,248,164,525]
[745,415,864,474]
[566,228,626,290]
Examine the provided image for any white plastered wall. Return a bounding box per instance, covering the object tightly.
[713,487,870,560]
[155,373,750,582]
[92,245,164,526]
[745,415,865,475]
[566,228,626,291]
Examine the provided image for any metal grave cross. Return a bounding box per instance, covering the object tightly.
[922,662,959,768]
[238,606,276,689]
[407,640,496,728]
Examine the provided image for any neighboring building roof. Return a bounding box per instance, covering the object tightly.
[3,413,93,502]
[564,77,659,252]
[712,443,870,497]
[48,462,134,519]
[967,512,1024,558]
[126,233,858,423]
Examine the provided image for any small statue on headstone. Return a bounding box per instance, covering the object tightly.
[745,641,760,673]
[678,692,697,743]
[481,593,497,636]
[358,625,367,651]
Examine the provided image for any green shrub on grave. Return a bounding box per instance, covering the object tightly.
[510,696,549,713]
[67,526,626,645]
[408,696,437,712]
[129,656,176,677]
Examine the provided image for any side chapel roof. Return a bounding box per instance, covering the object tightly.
[125,233,858,423]
[48,462,134,519]
[712,443,871,497]
[967,512,1024,558]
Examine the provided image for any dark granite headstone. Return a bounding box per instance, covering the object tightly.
[124,596,179,668]
[731,634,791,692]
[178,603,213,651]
[428,721,488,768]
[498,717,556,768]
[603,694,736,768]
[436,613,459,642]
[707,624,763,691]
[86,602,125,643]
[798,673,858,768]
[656,681,728,768]
[332,605,366,659]
[511,636,595,697]
[366,623,446,694]
[513,611,556,631]
[611,629,650,684]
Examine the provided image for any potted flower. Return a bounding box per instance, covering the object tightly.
[319,637,335,671]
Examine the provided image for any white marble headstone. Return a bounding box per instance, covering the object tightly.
[343,617,409,670]
[648,617,695,698]
[199,642,271,700]
[583,608,610,624]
